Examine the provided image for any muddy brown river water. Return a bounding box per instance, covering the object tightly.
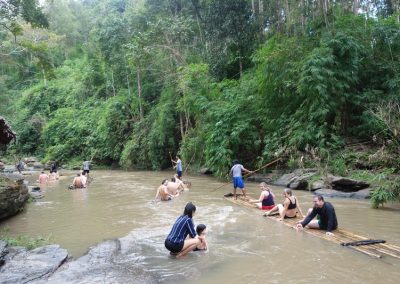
[1,170,399,283]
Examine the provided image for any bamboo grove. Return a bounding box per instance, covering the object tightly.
[1,1,399,192]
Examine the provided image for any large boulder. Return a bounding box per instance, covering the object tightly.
[47,239,157,284]
[0,245,68,283]
[314,188,372,199]
[0,116,16,147]
[199,167,213,175]
[273,169,317,190]
[0,174,29,220]
[327,175,370,192]
[246,174,273,183]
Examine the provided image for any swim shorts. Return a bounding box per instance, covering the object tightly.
[165,239,184,253]
[261,205,275,210]
[233,177,244,189]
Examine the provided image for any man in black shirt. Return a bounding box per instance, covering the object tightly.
[296,195,338,236]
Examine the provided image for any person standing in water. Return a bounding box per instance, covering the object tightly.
[165,202,200,258]
[171,155,183,180]
[82,160,91,178]
[229,160,253,200]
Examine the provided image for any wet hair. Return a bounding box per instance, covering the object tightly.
[315,195,324,202]
[284,188,292,196]
[161,179,168,185]
[77,173,81,176]
[233,160,239,165]
[82,171,85,175]
[196,224,206,235]
[171,177,176,182]
[183,202,196,218]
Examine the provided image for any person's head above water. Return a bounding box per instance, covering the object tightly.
[196,224,206,235]
[183,202,196,218]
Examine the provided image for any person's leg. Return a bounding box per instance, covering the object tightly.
[264,204,279,215]
[234,187,237,200]
[177,238,200,258]
[241,188,247,199]
[305,220,320,229]
[299,208,313,223]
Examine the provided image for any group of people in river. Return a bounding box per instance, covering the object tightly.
[154,156,189,201]
[69,160,91,189]
[37,162,60,185]
[164,159,338,258]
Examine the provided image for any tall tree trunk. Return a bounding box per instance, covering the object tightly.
[259,0,264,34]
[353,0,359,15]
[42,68,47,87]
[136,66,144,120]
[111,69,116,96]
[179,113,184,138]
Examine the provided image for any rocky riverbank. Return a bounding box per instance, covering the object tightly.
[0,236,156,283]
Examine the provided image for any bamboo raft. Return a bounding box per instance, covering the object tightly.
[224,194,400,259]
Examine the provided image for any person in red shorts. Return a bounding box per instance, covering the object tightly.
[249,182,276,210]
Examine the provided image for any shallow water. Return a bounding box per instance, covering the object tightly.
[1,170,399,283]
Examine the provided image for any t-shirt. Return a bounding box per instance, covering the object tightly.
[83,161,91,170]
[176,159,182,172]
[230,164,244,177]
[166,215,196,244]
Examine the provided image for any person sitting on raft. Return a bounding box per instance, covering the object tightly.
[295,195,338,236]
[194,224,208,251]
[264,188,304,221]
[249,182,275,210]
[165,202,201,258]
[72,173,84,189]
[155,179,174,201]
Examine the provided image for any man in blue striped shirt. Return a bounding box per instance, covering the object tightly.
[165,202,200,258]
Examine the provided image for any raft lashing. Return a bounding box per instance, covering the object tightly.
[223,193,400,259]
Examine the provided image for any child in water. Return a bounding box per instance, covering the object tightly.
[194,224,208,251]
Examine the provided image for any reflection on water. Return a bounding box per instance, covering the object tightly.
[1,170,400,283]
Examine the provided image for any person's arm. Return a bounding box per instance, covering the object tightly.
[296,197,304,218]
[250,192,264,203]
[154,188,160,200]
[279,199,289,221]
[241,165,253,174]
[187,218,197,238]
[299,208,318,227]
[325,204,336,234]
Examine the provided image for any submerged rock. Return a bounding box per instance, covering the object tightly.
[47,239,157,284]
[0,245,68,283]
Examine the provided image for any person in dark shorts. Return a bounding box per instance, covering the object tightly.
[171,155,183,179]
[82,160,91,175]
[296,195,338,236]
[165,202,200,257]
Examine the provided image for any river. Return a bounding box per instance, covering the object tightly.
[1,170,399,283]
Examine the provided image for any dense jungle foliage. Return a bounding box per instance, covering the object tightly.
[1,1,400,207]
